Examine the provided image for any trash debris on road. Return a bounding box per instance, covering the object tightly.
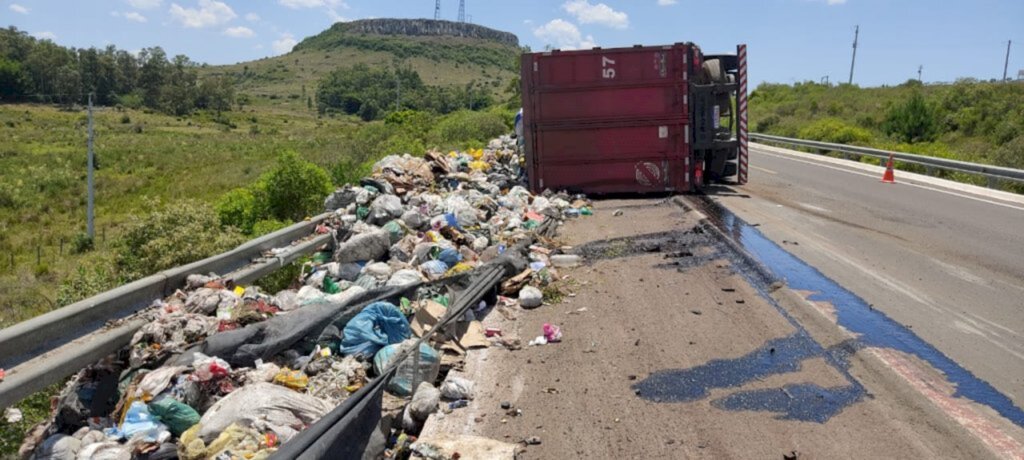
[17,134,593,459]
[410,434,522,460]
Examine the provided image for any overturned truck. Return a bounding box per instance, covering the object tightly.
[520,43,750,193]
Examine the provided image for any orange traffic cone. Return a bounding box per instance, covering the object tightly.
[881,153,896,183]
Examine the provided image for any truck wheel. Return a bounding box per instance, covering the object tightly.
[702,59,727,84]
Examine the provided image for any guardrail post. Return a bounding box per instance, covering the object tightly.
[987,176,998,189]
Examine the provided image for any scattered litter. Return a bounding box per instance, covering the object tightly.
[440,375,476,400]
[550,254,582,268]
[15,134,593,459]
[374,340,440,397]
[411,435,521,460]
[543,323,563,343]
[5,407,22,423]
[408,382,441,422]
[518,286,543,309]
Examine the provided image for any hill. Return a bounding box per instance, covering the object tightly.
[202,19,523,112]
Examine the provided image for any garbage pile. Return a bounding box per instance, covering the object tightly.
[19,135,593,460]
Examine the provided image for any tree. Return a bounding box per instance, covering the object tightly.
[883,92,937,143]
[196,75,235,112]
[0,57,26,100]
[138,47,167,108]
[161,54,198,115]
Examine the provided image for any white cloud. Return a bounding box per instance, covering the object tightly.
[657,0,677,5]
[245,12,260,22]
[827,0,847,4]
[533,19,597,51]
[327,8,347,22]
[126,0,163,9]
[112,11,148,22]
[9,4,29,14]
[562,0,628,29]
[223,26,255,38]
[272,33,298,54]
[33,31,57,41]
[169,0,237,28]
[278,0,346,9]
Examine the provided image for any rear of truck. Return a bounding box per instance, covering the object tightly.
[520,43,747,194]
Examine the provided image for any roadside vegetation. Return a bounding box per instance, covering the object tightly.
[750,80,1024,184]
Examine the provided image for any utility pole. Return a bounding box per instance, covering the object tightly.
[396,70,401,111]
[434,0,441,20]
[848,25,859,85]
[458,0,466,23]
[918,65,923,82]
[1004,40,1012,82]
[87,93,95,239]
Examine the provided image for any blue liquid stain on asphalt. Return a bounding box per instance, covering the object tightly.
[634,198,1024,427]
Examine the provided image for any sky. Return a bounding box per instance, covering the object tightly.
[3,0,1022,87]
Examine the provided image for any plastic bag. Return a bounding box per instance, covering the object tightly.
[273,368,310,391]
[190,354,230,382]
[109,401,169,442]
[195,383,332,443]
[419,260,449,279]
[135,366,186,401]
[387,269,424,287]
[436,248,462,268]
[407,382,440,421]
[149,396,200,437]
[373,340,441,397]
[440,375,476,401]
[340,302,411,358]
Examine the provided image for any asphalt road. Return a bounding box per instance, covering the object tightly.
[421,198,1007,458]
[711,143,1024,410]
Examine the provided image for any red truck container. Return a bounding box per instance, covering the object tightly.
[520,43,748,194]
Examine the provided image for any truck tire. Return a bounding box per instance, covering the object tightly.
[702,59,727,84]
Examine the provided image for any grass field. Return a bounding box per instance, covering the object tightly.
[0,102,366,326]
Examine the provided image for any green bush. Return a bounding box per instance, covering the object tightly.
[993,135,1024,169]
[797,118,872,145]
[56,263,118,306]
[331,158,374,187]
[215,187,260,234]
[252,218,290,236]
[71,233,94,254]
[428,110,508,149]
[116,199,245,280]
[883,92,938,143]
[257,151,332,222]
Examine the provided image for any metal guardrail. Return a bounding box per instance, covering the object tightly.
[750,133,1024,187]
[0,214,333,409]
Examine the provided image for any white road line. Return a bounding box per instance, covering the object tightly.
[756,150,1024,213]
[752,165,778,175]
